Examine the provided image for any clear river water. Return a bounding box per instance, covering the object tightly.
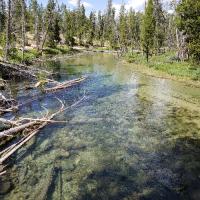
[0,53,200,200]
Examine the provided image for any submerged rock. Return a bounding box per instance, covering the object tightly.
[0,180,12,195]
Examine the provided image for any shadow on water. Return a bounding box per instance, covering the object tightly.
[76,137,200,200]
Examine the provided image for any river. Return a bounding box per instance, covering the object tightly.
[0,53,200,200]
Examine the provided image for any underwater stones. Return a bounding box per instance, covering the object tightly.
[28,176,38,186]
[61,162,76,172]
[0,180,12,195]
[66,176,73,182]
[68,144,87,153]
[58,150,70,159]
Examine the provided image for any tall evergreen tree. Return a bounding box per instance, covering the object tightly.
[87,11,96,46]
[119,3,128,51]
[0,0,6,33]
[64,9,76,46]
[141,0,156,62]
[4,0,11,60]
[30,0,40,50]
[176,0,200,62]
[97,11,105,47]
[153,0,166,53]
[76,4,86,45]
[41,0,56,48]
[21,0,26,62]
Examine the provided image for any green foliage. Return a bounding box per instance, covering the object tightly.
[87,11,96,46]
[76,5,87,45]
[63,9,76,46]
[126,51,200,80]
[153,0,166,53]
[119,4,128,47]
[141,0,156,62]
[176,0,200,62]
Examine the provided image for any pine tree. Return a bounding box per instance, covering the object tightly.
[176,0,200,62]
[4,0,11,60]
[105,0,113,45]
[88,11,96,46]
[64,9,75,46]
[42,0,56,48]
[153,0,166,54]
[30,0,40,50]
[97,11,105,47]
[76,4,86,45]
[109,8,117,49]
[0,0,6,33]
[141,0,156,62]
[21,0,26,62]
[119,3,128,51]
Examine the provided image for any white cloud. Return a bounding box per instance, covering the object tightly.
[113,0,146,14]
[113,0,171,16]
[126,0,146,11]
[68,0,93,8]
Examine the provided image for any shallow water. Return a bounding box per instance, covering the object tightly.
[1,53,200,200]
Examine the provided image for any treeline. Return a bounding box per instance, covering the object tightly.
[0,0,199,63]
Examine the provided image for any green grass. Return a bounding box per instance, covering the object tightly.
[42,46,71,56]
[125,51,200,81]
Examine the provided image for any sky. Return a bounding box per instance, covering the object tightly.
[38,0,171,14]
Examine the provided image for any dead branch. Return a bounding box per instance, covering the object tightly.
[0,118,18,126]
[0,170,6,176]
[0,121,39,139]
[0,94,86,165]
[44,77,86,93]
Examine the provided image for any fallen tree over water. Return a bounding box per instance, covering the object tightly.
[0,76,87,115]
[0,95,86,175]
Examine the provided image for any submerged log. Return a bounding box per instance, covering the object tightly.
[0,95,86,166]
[44,76,86,93]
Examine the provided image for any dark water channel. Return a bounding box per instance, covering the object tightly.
[0,53,200,200]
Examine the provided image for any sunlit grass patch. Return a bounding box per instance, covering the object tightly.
[125,51,200,81]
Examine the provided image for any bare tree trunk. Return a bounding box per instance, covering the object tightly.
[40,19,52,53]
[21,0,26,62]
[35,14,40,51]
[4,0,11,61]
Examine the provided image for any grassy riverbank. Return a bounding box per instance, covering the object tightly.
[125,51,200,86]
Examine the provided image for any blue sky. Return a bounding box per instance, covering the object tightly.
[38,0,149,13]
[38,0,171,15]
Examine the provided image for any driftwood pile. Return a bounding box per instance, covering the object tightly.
[0,60,87,176]
[0,95,86,176]
[0,76,86,115]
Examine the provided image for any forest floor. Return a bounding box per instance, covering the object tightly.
[0,45,79,64]
[124,51,200,88]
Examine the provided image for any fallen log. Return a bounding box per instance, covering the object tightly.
[0,118,17,126]
[0,94,86,165]
[44,76,86,93]
[0,121,39,139]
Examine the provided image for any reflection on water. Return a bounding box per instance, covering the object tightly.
[0,53,200,200]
